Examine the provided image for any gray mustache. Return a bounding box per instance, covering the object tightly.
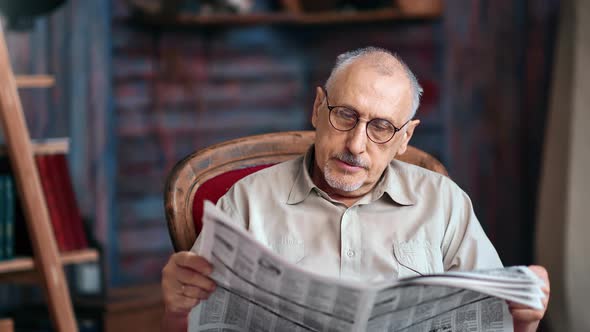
[335,152,369,168]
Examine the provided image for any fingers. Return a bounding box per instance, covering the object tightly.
[181,284,214,300]
[507,301,545,311]
[507,296,548,325]
[175,264,216,293]
[528,265,548,279]
[507,301,528,310]
[162,252,217,315]
[175,252,214,275]
[509,307,545,322]
[528,265,550,288]
[528,265,551,307]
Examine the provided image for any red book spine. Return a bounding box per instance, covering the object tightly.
[48,154,78,251]
[55,154,87,249]
[35,155,68,252]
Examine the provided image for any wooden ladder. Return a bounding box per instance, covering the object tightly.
[0,24,78,331]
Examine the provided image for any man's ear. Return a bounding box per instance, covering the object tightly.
[311,86,324,129]
[396,119,420,155]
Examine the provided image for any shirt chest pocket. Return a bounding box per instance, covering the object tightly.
[393,241,444,278]
[268,240,305,265]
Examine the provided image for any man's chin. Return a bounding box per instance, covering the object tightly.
[323,163,368,192]
[324,174,364,193]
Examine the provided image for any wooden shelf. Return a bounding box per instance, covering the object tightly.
[15,75,55,89]
[0,138,69,156]
[128,7,441,28]
[0,249,99,275]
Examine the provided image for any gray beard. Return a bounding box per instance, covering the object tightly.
[323,163,364,192]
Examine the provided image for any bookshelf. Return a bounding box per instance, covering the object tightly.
[123,0,443,28]
[127,7,441,27]
[0,249,98,282]
[0,138,99,283]
[0,25,97,331]
[0,137,68,155]
[14,75,55,89]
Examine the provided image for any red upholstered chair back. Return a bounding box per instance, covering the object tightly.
[190,164,272,234]
[164,131,448,252]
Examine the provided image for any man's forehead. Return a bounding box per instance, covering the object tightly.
[332,57,410,93]
[330,65,413,121]
[334,53,406,81]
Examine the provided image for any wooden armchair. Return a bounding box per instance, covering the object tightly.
[164,131,448,252]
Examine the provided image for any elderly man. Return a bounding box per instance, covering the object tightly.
[161,47,549,331]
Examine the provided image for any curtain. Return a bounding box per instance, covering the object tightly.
[535,0,590,330]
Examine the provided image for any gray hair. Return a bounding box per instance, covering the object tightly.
[324,46,423,118]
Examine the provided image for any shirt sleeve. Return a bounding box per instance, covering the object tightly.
[441,183,503,271]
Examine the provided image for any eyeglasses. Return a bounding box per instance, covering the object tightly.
[322,87,410,144]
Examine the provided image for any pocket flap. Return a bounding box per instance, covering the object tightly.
[269,240,305,264]
[393,241,443,277]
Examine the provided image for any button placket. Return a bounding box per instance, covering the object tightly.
[340,207,361,278]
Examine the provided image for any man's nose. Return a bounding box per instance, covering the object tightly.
[346,123,367,155]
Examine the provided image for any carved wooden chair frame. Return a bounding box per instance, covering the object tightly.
[164,130,448,252]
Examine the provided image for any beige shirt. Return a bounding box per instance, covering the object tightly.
[197,147,502,282]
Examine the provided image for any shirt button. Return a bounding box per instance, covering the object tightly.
[346,250,355,258]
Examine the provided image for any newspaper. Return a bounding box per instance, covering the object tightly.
[188,201,546,332]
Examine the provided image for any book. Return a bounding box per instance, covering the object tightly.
[36,154,69,251]
[0,175,6,259]
[0,139,89,254]
[189,201,546,332]
[4,175,14,258]
[54,153,87,249]
[0,169,16,260]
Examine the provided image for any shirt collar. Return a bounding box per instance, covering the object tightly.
[370,160,417,206]
[286,146,318,204]
[286,146,417,206]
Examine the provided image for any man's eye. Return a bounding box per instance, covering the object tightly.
[371,120,394,131]
[336,108,357,120]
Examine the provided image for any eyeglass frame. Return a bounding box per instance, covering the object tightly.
[321,86,411,144]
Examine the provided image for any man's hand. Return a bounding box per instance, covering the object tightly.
[161,251,216,331]
[510,265,550,332]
